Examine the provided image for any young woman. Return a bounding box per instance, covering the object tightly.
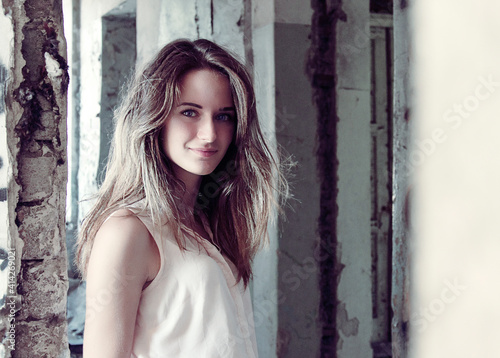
[76,39,287,357]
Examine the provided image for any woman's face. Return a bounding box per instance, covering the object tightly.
[162,69,236,186]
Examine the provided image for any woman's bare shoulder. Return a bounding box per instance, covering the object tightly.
[84,209,157,357]
[89,208,159,283]
[97,208,151,242]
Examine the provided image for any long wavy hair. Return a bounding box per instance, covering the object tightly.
[76,39,287,286]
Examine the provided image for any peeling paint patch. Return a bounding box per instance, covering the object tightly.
[337,303,360,337]
[0,65,6,114]
[44,52,63,80]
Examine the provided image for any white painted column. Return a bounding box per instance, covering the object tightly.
[335,1,373,357]
[251,3,278,355]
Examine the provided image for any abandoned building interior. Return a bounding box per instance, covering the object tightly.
[1,0,500,357]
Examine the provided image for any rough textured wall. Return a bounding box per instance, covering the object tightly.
[0,0,69,356]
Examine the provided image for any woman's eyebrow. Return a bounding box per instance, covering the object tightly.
[178,102,235,112]
[178,102,202,108]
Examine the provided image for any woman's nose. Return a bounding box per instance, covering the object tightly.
[197,115,217,142]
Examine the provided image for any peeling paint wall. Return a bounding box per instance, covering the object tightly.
[0,0,69,356]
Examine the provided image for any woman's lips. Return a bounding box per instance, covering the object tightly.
[190,148,218,157]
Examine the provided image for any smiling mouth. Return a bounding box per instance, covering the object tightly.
[190,148,218,158]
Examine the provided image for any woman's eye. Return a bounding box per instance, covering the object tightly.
[181,109,197,117]
[216,113,233,122]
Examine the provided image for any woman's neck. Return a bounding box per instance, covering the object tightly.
[179,177,202,214]
[181,186,200,211]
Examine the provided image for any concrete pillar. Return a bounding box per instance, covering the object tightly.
[252,1,320,357]
[137,0,247,67]
[0,0,69,356]
[63,0,86,348]
[392,1,411,356]
[335,0,373,356]
[250,3,278,356]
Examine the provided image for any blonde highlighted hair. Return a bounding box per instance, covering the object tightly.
[76,39,287,286]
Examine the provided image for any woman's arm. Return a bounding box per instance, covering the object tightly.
[83,210,159,358]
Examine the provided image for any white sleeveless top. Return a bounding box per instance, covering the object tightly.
[128,207,258,358]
